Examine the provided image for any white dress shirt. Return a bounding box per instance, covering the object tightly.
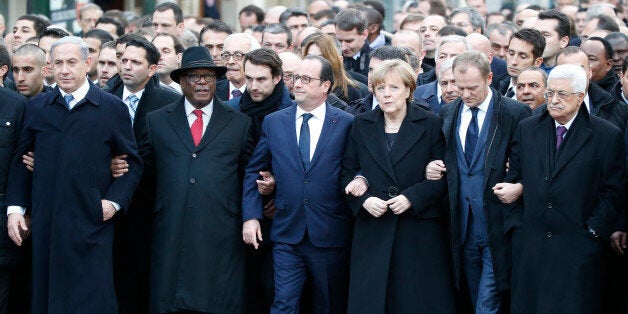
[554,111,578,134]
[59,79,90,110]
[185,99,213,137]
[459,89,492,152]
[296,103,326,161]
[583,93,591,113]
[122,87,145,121]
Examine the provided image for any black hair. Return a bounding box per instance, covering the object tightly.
[586,37,614,61]
[125,37,161,66]
[537,9,571,39]
[511,28,546,60]
[154,2,183,24]
[96,17,124,37]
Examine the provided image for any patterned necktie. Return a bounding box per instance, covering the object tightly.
[231,89,242,99]
[299,113,313,170]
[190,109,204,146]
[64,94,74,110]
[506,87,515,98]
[127,94,139,120]
[556,126,567,150]
[465,107,479,164]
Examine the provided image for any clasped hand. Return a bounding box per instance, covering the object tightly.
[363,195,412,217]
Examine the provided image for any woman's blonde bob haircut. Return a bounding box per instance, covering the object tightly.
[370,59,417,103]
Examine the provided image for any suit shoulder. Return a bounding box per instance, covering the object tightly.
[329,104,354,122]
[0,87,26,103]
[154,86,182,102]
[500,98,531,116]
[589,114,623,136]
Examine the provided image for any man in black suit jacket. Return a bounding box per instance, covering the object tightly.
[140,46,253,314]
[501,64,625,314]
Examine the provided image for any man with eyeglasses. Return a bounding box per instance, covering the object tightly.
[498,63,625,314]
[279,51,301,97]
[215,33,261,102]
[140,46,254,314]
[243,55,353,314]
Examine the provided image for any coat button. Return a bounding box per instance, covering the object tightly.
[304,199,309,204]
[192,153,197,158]
[546,231,552,238]
[190,177,196,184]
[547,203,552,209]
[304,179,309,184]
[5,122,9,126]
[544,176,549,181]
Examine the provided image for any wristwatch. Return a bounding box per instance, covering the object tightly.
[586,225,599,239]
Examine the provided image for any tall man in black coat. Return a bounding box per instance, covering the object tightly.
[425,51,531,313]
[501,64,625,314]
[140,46,253,314]
[336,8,371,78]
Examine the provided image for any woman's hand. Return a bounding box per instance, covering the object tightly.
[386,195,412,215]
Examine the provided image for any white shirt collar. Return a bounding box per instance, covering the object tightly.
[369,33,386,49]
[184,98,213,118]
[229,81,246,94]
[371,95,379,110]
[122,86,145,102]
[583,92,591,113]
[296,102,326,121]
[554,111,578,130]
[59,79,90,104]
[436,82,442,101]
[464,89,492,113]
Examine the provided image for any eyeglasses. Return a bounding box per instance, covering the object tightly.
[283,73,293,81]
[544,90,580,100]
[292,74,324,84]
[185,73,216,83]
[220,51,245,61]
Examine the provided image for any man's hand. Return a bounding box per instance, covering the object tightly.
[22,151,34,172]
[256,171,275,195]
[111,155,128,178]
[102,200,116,221]
[386,195,412,215]
[263,199,276,219]
[363,197,387,217]
[426,160,446,180]
[492,182,523,204]
[345,176,368,197]
[7,213,29,246]
[243,219,263,249]
[611,231,627,255]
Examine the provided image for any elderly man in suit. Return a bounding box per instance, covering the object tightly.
[242,55,353,314]
[6,36,142,314]
[139,46,253,314]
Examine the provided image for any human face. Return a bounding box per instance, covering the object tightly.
[416,2,431,16]
[608,37,628,75]
[374,72,410,117]
[320,24,336,39]
[515,9,539,28]
[575,11,587,36]
[201,30,229,66]
[115,42,125,71]
[153,35,181,77]
[368,57,384,93]
[239,13,258,30]
[580,19,599,40]
[285,16,309,39]
[12,54,45,97]
[120,46,156,93]
[95,23,118,39]
[486,14,506,26]
[546,78,584,125]
[39,36,57,82]
[392,32,423,62]
[581,40,612,82]
[336,28,367,58]
[245,61,281,102]
[420,16,447,53]
[97,47,118,87]
[507,38,540,78]
[12,20,36,52]
[516,70,546,109]
[180,69,217,108]
[450,13,475,35]
[305,44,322,57]
[466,0,487,17]
[152,9,182,36]
[222,39,251,86]
[52,43,91,93]
[435,42,467,76]
[79,9,102,33]
[83,37,102,78]
[262,32,291,54]
[556,51,592,84]
[489,31,512,59]
[535,19,568,61]
[439,69,460,103]
[454,65,492,107]
[292,58,330,111]
[280,54,300,94]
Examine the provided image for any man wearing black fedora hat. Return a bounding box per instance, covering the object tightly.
[139,46,254,314]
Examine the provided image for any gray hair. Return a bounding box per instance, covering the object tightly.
[223,33,261,52]
[452,51,491,79]
[179,30,198,49]
[585,3,616,21]
[438,57,455,78]
[486,22,518,38]
[547,64,587,93]
[400,47,420,71]
[450,7,486,34]
[50,36,90,61]
[435,35,473,58]
[13,43,46,67]
[263,23,292,46]
[79,3,103,18]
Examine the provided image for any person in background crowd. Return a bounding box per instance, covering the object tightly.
[515,66,548,110]
[438,57,461,104]
[581,37,619,93]
[199,20,233,67]
[280,8,310,40]
[450,7,485,35]
[278,51,301,97]
[152,2,184,37]
[262,23,293,54]
[605,32,628,76]
[151,33,184,94]
[239,4,264,31]
[336,8,371,77]
[216,32,261,101]
[97,41,118,88]
[486,23,517,60]
[83,29,114,84]
[76,3,103,37]
[95,17,124,40]
[419,15,448,68]
[12,15,49,53]
[535,9,570,72]
[11,44,50,98]
[38,28,70,88]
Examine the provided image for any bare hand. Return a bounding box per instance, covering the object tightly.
[611,231,627,255]
[111,155,128,178]
[426,160,446,180]
[386,195,412,215]
[345,176,368,197]
[7,214,29,246]
[242,219,263,249]
[22,151,34,172]
[492,182,523,204]
[263,199,276,219]
[102,200,116,221]
[363,197,387,217]
[256,171,275,195]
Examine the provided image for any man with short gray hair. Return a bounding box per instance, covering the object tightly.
[216,32,261,101]
[450,7,486,35]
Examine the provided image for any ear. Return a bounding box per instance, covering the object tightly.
[0,65,7,81]
[84,56,93,69]
[148,64,157,77]
[176,53,182,66]
[533,57,544,67]
[559,36,569,49]
[486,71,493,86]
[273,74,281,85]
[487,52,494,64]
[605,59,613,72]
[367,24,378,34]
[176,23,185,37]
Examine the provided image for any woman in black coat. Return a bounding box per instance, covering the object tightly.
[341,59,456,314]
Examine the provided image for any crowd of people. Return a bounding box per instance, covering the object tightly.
[0,0,626,313]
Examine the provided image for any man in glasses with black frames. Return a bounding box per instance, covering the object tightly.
[139,46,254,313]
[215,33,260,102]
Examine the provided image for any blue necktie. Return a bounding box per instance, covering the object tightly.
[465,107,479,164]
[63,94,74,110]
[127,94,139,121]
[231,89,242,99]
[299,113,313,170]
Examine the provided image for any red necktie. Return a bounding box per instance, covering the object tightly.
[191,109,203,146]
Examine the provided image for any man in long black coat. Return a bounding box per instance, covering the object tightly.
[503,64,625,314]
[140,46,253,314]
[6,36,142,314]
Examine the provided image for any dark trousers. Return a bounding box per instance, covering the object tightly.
[246,243,275,314]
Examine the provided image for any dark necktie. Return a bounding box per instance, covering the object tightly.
[556,125,567,150]
[299,113,313,170]
[231,89,242,99]
[191,109,203,146]
[505,87,515,98]
[465,107,479,164]
[64,94,74,110]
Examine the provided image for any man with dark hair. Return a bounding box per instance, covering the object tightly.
[581,37,618,93]
[12,15,49,53]
[12,44,49,98]
[83,29,114,84]
[605,32,628,75]
[363,0,385,18]
[152,2,184,37]
[311,10,335,28]
[243,54,353,314]
[336,8,370,77]
[364,7,389,50]
[76,3,103,37]
[152,33,184,93]
[95,17,124,39]
[280,8,310,40]
[199,20,233,66]
[0,46,11,88]
[38,28,70,88]
[581,14,620,40]
[97,41,118,88]
[419,15,448,68]
[486,22,517,60]
[262,23,293,54]
[239,4,264,31]
[416,0,447,17]
[515,66,548,110]
[535,9,571,71]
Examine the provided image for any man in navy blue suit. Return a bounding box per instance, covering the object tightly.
[242,55,353,314]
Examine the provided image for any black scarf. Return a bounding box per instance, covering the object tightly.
[240,79,286,144]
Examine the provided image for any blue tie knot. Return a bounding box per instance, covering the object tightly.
[127,94,139,111]
[64,94,74,105]
[302,113,313,123]
[470,106,479,117]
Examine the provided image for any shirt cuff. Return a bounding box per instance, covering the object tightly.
[108,201,121,212]
[7,206,25,216]
[355,175,369,187]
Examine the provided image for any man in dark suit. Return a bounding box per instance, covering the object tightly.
[140,46,253,314]
[426,51,531,313]
[502,64,625,314]
[336,8,371,78]
[6,36,142,314]
[215,33,260,102]
[242,55,353,314]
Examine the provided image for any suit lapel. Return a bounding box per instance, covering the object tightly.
[361,110,396,181]
[283,105,305,173]
[167,98,197,153]
[196,98,233,151]
[309,104,337,171]
[534,114,552,178]
[552,112,591,178]
[389,105,426,166]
